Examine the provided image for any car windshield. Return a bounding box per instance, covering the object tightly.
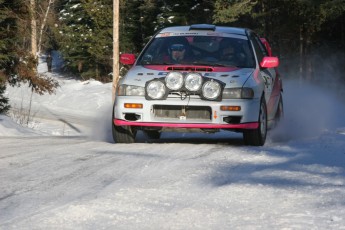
[137,35,256,68]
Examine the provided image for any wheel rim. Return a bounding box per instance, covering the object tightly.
[260,103,267,137]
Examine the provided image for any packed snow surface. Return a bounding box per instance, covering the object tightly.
[1,54,345,229]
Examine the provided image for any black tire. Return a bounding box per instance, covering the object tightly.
[111,100,136,143]
[274,94,284,126]
[144,130,161,139]
[243,97,267,146]
[112,122,136,143]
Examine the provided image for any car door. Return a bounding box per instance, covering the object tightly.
[250,33,278,120]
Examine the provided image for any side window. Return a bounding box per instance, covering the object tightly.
[250,33,268,62]
[256,36,269,57]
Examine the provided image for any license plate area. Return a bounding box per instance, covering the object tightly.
[153,105,212,120]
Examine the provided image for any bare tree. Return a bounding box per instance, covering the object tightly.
[38,0,55,54]
[29,0,38,59]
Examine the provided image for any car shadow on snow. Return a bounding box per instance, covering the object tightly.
[205,134,345,196]
[134,130,245,145]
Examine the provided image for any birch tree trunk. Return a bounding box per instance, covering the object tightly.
[29,0,37,125]
[38,0,55,54]
[30,0,37,59]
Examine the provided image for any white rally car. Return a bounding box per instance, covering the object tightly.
[112,24,283,146]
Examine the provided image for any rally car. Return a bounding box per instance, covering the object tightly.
[112,24,283,146]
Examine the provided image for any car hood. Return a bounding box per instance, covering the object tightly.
[120,65,255,88]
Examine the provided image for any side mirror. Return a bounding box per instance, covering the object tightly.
[120,54,136,65]
[260,56,279,68]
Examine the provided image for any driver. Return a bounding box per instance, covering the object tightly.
[169,43,187,63]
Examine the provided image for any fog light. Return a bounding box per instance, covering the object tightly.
[146,81,166,99]
[185,73,202,91]
[165,72,184,90]
[202,80,221,100]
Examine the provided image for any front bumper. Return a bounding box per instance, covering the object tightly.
[113,96,260,130]
[114,119,259,129]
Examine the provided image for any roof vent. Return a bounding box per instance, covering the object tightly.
[189,24,216,31]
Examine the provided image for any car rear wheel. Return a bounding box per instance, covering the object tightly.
[112,122,136,143]
[275,94,284,124]
[243,97,267,146]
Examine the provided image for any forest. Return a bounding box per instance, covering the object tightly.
[0,0,344,113]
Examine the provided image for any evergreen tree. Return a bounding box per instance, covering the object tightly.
[213,0,345,81]
[119,0,143,53]
[157,0,214,27]
[54,0,113,80]
[0,0,58,114]
[0,78,9,114]
[84,0,113,78]
[119,0,215,54]
[0,0,23,113]
[0,0,25,80]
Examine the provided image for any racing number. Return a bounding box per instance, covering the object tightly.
[262,71,275,103]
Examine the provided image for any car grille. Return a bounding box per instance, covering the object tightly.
[153,105,212,120]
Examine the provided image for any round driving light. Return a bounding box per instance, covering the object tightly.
[202,80,221,100]
[146,81,166,99]
[165,72,183,90]
[185,73,202,91]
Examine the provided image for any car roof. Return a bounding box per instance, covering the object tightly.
[159,24,249,36]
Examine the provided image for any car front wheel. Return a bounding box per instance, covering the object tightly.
[112,121,136,143]
[243,97,267,146]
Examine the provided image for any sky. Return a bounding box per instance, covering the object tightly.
[1,53,345,229]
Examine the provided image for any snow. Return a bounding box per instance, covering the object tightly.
[70,4,81,9]
[1,53,345,229]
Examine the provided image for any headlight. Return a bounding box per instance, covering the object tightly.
[165,72,184,90]
[185,73,202,91]
[118,84,145,96]
[146,81,166,99]
[222,88,242,99]
[202,80,221,100]
[222,87,254,99]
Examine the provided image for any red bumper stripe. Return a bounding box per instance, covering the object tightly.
[114,119,259,129]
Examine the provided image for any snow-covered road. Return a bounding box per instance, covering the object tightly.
[1,131,345,229]
[1,56,345,229]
